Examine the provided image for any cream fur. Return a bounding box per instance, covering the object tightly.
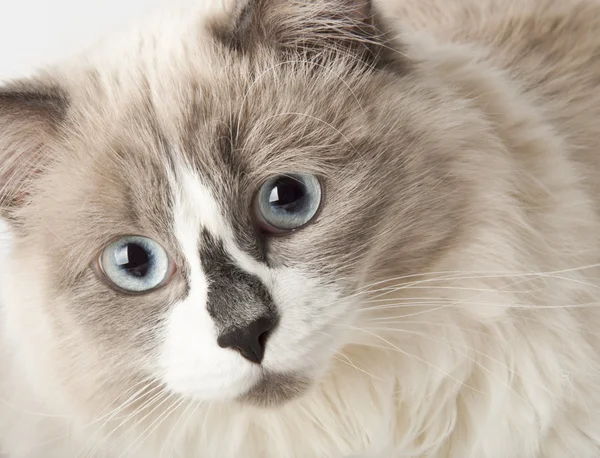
[2,0,600,457]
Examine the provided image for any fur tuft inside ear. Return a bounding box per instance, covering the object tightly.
[0,80,68,225]
[216,0,396,67]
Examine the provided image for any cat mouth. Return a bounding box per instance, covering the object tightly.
[238,371,312,407]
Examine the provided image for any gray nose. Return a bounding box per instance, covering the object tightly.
[217,316,278,364]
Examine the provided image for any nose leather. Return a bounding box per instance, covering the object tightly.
[217,316,277,364]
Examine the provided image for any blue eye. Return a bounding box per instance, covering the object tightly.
[254,174,323,233]
[96,236,174,293]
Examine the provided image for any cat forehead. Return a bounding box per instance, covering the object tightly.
[58,53,369,212]
[58,0,378,169]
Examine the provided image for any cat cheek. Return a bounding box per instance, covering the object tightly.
[263,268,352,369]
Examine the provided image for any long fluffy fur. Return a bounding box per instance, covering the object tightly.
[2,0,600,457]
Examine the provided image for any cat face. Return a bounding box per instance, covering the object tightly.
[0,0,466,408]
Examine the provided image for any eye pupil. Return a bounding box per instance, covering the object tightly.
[116,243,150,278]
[269,177,306,212]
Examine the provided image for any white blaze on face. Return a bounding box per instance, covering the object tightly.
[158,167,261,401]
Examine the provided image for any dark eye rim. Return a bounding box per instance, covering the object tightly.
[252,174,325,236]
[91,235,178,296]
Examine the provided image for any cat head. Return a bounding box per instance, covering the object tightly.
[0,0,469,408]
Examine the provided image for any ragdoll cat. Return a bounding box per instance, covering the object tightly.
[2,0,600,456]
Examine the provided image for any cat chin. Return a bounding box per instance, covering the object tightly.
[237,371,313,407]
[174,369,315,407]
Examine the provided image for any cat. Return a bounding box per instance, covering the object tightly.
[2,0,600,456]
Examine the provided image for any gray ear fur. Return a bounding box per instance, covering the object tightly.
[215,0,398,67]
[0,79,68,224]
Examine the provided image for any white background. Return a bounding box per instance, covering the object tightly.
[0,0,168,80]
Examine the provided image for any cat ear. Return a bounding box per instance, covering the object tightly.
[217,0,394,66]
[0,80,68,225]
